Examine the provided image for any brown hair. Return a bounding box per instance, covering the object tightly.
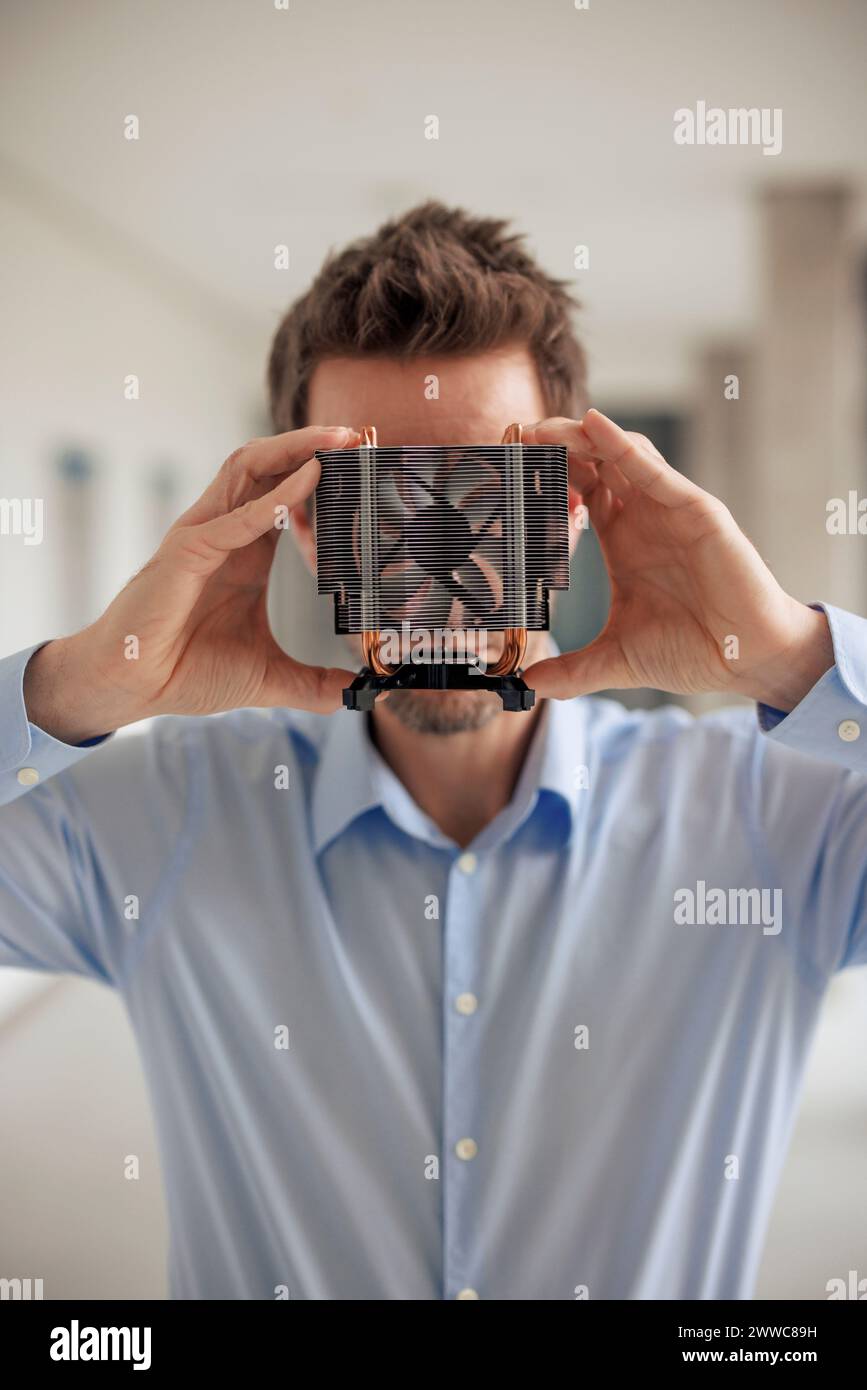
[267,201,587,430]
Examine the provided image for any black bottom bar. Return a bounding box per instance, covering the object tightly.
[4,1297,859,1374]
[342,664,535,711]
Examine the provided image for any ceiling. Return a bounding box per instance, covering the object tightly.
[3,0,867,407]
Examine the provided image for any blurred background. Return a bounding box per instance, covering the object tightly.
[1,0,866,1298]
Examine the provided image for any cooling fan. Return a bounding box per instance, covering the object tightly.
[314,423,570,711]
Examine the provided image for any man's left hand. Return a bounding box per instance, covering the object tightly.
[521,409,834,712]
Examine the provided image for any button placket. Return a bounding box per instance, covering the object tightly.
[442,850,485,1300]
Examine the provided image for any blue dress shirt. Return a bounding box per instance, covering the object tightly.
[1,602,866,1300]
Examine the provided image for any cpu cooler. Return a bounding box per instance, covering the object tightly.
[314,424,570,711]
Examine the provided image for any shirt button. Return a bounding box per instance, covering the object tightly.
[456,852,477,874]
[838,719,861,742]
[455,1137,478,1161]
[456,1288,480,1300]
[16,767,39,787]
[455,992,478,1016]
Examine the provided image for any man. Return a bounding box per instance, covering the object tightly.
[1,203,864,1300]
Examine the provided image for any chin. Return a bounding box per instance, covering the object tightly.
[381,688,503,735]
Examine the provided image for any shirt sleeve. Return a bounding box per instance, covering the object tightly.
[0,643,113,800]
[0,644,189,985]
[754,603,867,972]
[757,604,867,771]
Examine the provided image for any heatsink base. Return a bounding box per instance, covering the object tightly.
[342,664,535,712]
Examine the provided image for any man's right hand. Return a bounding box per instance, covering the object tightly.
[24,426,359,744]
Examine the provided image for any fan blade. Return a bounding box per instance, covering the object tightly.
[470,504,503,539]
[402,468,451,508]
[465,550,504,613]
[452,458,501,511]
[394,574,455,629]
[434,571,483,613]
[390,469,425,518]
[379,537,408,569]
[380,561,426,616]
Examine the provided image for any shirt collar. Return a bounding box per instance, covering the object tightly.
[310,707,384,854]
[311,692,586,856]
[527,693,587,842]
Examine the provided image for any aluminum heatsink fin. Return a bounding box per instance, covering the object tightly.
[314,442,569,635]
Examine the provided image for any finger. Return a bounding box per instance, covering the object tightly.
[170,456,321,576]
[521,417,601,494]
[260,651,358,715]
[524,635,634,699]
[176,425,358,528]
[241,424,361,482]
[525,416,637,500]
[581,410,696,507]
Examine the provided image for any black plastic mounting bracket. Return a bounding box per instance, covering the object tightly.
[342,664,535,712]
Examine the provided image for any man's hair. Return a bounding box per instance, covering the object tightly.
[267,201,587,430]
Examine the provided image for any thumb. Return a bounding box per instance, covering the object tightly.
[523,634,632,699]
[261,649,358,715]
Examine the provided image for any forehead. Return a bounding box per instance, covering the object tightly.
[307,345,546,445]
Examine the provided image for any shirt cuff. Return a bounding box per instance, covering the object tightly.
[757,603,867,771]
[0,643,112,800]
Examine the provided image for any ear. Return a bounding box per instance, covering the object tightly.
[291,503,317,575]
[567,486,586,555]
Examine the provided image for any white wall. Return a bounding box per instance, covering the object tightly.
[0,183,263,656]
[0,980,167,1299]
